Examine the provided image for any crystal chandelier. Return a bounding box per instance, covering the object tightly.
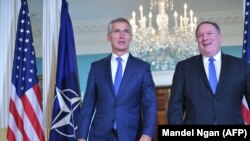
[129,0,199,71]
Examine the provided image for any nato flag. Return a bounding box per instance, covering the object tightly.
[49,0,82,140]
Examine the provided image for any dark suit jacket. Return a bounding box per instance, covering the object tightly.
[168,53,250,124]
[76,54,157,141]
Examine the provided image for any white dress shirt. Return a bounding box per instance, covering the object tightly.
[111,53,129,84]
[203,51,222,81]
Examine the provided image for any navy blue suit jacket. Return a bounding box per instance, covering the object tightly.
[76,54,157,140]
[168,53,250,124]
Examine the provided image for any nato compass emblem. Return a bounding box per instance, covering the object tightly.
[50,87,81,138]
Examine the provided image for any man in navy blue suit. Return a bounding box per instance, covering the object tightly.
[168,21,250,125]
[76,17,157,141]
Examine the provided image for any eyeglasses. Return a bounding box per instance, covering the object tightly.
[110,29,131,37]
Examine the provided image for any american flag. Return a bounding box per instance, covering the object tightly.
[49,0,81,140]
[242,0,250,125]
[7,0,45,141]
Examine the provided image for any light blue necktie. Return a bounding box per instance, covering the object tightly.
[209,58,217,94]
[114,57,122,95]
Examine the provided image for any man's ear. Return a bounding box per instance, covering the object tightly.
[107,33,111,41]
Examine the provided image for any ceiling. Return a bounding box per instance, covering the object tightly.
[29,0,243,21]
[28,0,244,56]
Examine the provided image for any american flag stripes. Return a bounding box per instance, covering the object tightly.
[242,0,250,125]
[7,0,45,140]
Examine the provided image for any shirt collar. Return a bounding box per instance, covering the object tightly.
[203,51,221,62]
[112,52,129,63]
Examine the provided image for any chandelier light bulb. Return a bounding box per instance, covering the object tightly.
[130,0,199,71]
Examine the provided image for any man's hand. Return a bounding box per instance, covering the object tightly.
[139,134,152,141]
[78,139,86,141]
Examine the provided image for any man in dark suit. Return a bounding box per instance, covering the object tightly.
[168,21,250,124]
[76,17,157,141]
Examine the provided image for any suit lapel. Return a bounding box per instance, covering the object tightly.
[215,54,229,95]
[116,54,135,99]
[103,54,117,99]
[193,54,230,95]
[193,55,213,93]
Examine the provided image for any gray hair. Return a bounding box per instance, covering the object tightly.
[107,17,132,33]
